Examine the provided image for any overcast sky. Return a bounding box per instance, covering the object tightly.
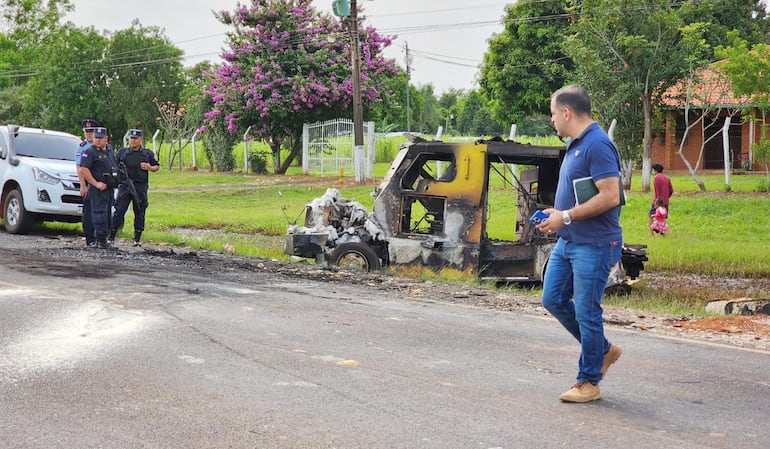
[65,0,509,94]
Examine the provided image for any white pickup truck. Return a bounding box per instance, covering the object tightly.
[0,125,84,234]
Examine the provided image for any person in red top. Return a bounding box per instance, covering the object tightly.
[648,163,673,230]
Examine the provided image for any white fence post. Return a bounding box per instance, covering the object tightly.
[723,117,732,187]
[366,121,375,179]
[302,123,309,175]
[354,144,365,183]
[191,128,200,169]
[243,126,252,173]
[152,129,161,163]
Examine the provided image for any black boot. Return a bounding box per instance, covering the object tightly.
[97,238,111,249]
[133,231,142,247]
[107,228,117,244]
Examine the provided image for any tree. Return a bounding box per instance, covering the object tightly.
[455,90,501,137]
[19,24,108,132]
[679,0,770,53]
[479,0,572,127]
[0,33,28,122]
[367,66,409,131]
[413,84,441,134]
[182,61,238,171]
[153,98,196,170]
[204,0,398,174]
[1,0,73,47]
[102,21,185,139]
[567,0,693,192]
[2,0,81,128]
[567,0,770,191]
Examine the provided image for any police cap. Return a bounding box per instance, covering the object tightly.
[128,129,143,138]
[93,127,108,138]
[81,118,101,130]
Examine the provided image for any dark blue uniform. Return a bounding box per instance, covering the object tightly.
[76,118,101,246]
[80,143,118,244]
[110,145,159,241]
[76,139,94,244]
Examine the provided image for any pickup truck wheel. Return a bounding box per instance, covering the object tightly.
[331,243,382,271]
[3,189,33,234]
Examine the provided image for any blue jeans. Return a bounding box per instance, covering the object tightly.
[541,238,622,384]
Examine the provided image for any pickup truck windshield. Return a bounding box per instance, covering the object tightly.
[14,133,81,160]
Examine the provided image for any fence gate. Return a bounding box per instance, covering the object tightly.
[302,119,375,180]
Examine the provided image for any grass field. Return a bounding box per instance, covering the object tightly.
[40,154,770,316]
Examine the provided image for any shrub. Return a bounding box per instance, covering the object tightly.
[249,151,270,174]
[203,128,237,172]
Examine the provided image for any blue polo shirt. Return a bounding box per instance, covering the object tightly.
[554,122,623,245]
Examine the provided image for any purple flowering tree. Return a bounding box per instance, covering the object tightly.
[204,0,397,173]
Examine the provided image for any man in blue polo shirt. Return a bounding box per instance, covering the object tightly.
[535,84,624,403]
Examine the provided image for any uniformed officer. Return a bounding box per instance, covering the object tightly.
[79,127,119,249]
[108,129,159,247]
[76,118,101,247]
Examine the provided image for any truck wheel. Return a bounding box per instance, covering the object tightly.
[331,243,382,272]
[3,189,33,234]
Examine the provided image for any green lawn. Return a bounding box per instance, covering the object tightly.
[145,169,770,275]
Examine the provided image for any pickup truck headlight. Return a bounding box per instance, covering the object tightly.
[33,167,60,185]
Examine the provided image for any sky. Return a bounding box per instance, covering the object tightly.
[65,0,510,94]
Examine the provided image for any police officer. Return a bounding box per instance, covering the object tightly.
[108,129,159,247]
[76,118,101,247]
[79,127,119,249]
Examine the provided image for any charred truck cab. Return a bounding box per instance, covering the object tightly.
[286,139,646,287]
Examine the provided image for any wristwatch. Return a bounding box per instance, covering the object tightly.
[562,210,572,226]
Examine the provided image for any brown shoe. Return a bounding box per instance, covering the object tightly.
[559,382,601,402]
[601,344,622,376]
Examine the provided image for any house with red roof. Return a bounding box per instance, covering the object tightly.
[652,64,762,172]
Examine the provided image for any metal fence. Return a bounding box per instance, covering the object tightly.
[302,119,375,180]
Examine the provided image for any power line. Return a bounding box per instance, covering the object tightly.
[368,2,508,18]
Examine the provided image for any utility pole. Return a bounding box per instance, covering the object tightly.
[405,41,412,133]
[350,0,365,183]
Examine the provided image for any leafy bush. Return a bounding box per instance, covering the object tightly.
[249,151,270,174]
[203,128,237,172]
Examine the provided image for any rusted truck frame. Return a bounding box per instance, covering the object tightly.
[286,139,646,287]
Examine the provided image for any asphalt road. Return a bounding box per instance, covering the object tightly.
[1,233,768,449]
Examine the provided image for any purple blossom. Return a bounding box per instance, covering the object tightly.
[203,0,397,150]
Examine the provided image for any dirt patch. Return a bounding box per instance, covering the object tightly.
[679,315,770,337]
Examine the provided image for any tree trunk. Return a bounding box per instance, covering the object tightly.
[276,138,302,175]
[678,118,708,192]
[621,159,633,190]
[270,140,281,173]
[641,94,653,193]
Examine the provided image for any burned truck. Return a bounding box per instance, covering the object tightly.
[285,138,646,287]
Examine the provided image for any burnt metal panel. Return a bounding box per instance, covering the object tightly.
[285,233,328,259]
[478,240,556,281]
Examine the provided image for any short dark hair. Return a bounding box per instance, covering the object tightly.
[552,84,592,116]
[652,163,664,173]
